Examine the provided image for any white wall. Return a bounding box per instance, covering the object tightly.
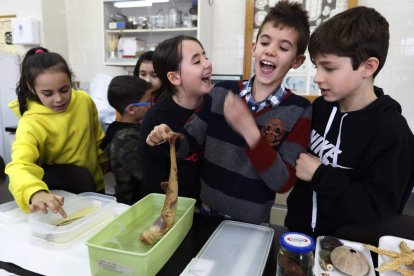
[210,0,245,75]
[359,0,414,131]
[0,0,42,23]
[42,0,69,58]
[0,0,43,54]
[63,0,124,83]
[0,0,69,59]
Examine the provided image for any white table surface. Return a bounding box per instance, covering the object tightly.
[0,204,129,276]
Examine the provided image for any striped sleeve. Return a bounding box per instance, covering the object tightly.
[246,101,312,193]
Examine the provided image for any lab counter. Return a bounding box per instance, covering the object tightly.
[1,208,414,276]
[0,210,281,276]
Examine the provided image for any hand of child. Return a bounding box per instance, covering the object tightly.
[223,91,261,148]
[295,153,322,182]
[146,124,173,146]
[29,190,67,218]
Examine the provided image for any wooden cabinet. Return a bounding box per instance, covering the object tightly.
[102,0,213,67]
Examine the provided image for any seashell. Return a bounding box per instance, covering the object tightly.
[320,236,344,251]
[319,258,329,270]
[330,246,370,276]
[319,249,332,264]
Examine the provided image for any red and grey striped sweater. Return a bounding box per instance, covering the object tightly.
[177,80,312,224]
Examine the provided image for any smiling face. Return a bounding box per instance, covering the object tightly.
[176,39,212,98]
[253,22,304,91]
[31,70,72,113]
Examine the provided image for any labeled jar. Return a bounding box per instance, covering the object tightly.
[277,232,315,276]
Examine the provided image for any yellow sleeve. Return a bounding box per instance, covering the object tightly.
[5,122,49,212]
[90,95,108,164]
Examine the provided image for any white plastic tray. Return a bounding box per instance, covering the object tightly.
[0,190,75,224]
[0,200,27,223]
[181,220,274,276]
[378,235,414,276]
[28,192,116,243]
[313,236,375,276]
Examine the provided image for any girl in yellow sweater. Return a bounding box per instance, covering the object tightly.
[6,47,107,217]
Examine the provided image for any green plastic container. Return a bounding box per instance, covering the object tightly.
[86,193,196,276]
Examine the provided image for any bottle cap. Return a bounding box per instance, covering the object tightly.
[279,232,315,253]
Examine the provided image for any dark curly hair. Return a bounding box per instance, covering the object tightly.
[309,6,389,78]
[16,47,73,115]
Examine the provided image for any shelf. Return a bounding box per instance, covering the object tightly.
[104,58,138,66]
[102,0,212,67]
[107,27,197,33]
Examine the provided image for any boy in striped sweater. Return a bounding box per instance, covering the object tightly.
[146,0,312,224]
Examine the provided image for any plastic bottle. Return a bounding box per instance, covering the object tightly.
[276,232,315,276]
[168,1,178,28]
[182,12,191,28]
[189,5,197,27]
[127,16,133,29]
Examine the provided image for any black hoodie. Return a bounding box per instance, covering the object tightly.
[286,87,414,236]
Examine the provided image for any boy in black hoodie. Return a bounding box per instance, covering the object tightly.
[100,76,152,204]
[285,6,414,236]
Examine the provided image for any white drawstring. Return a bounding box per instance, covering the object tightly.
[311,106,344,232]
[332,113,348,166]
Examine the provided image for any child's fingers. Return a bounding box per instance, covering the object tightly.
[46,199,67,218]
[55,206,67,218]
[30,202,48,214]
[156,124,172,140]
[224,92,234,114]
[146,129,165,146]
[146,134,159,146]
[29,203,37,213]
[55,195,64,206]
[224,91,236,107]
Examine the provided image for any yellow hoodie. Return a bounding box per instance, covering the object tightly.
[6,89,108,212]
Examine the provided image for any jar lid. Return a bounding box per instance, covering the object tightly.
[279,232,315,253]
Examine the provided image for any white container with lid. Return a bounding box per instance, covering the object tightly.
[182,220,274,276]
[28,192,116,243]
[277,232,315,276]
[0,200,28,223]
[0,190,75,224]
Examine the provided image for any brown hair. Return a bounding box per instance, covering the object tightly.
[309,6,389,78]
[256,0,310,56]
[153,35,204,94]
[108,75,152,114]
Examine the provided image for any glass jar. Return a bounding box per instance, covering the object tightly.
[155,9,166,29]
[277,232,315,276]
[189,5,197,27]
[168,0,178,28]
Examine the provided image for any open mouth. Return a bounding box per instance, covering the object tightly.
[260,60,276,73]
[320,88,329,96]
[201,73,211,84]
